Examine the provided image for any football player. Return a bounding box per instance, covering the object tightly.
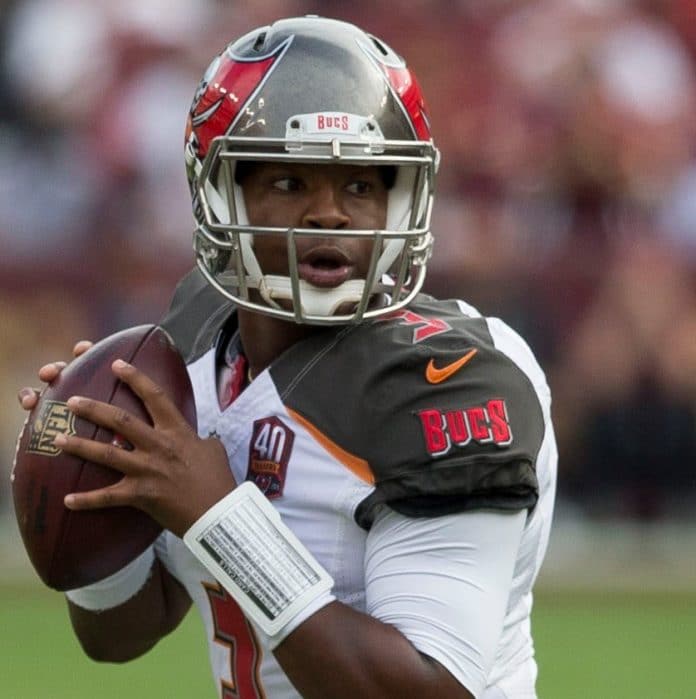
[18,16,557,699]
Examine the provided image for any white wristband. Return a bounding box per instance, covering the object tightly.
[184,481,335,637]
[265,586,335,650]
[64,546,155,611]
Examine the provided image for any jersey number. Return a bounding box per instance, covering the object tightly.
[205,583,265,699]
[378,309,451,343]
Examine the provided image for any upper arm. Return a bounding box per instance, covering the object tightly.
[364,506,526,697]
[67,558,192,663]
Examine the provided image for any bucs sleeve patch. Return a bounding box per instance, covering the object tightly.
[418,399,513,457]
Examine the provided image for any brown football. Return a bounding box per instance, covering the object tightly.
[11,324,196,591]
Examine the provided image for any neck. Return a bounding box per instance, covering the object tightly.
[237,310,316,378]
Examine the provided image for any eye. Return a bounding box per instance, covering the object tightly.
[272,176,303,192]
[345,180,374,196]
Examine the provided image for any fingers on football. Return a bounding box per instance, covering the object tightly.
[38,361,67,383]
[64,482,132,511]
[66,395,156,451]
[18,388,40,410]
[111,360,188,427]
[55,430,140,476]
[72,340,93,358]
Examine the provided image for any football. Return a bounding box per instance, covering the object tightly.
[11,324,196,591]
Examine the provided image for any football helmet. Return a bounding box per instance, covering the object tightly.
[185,16,439,324]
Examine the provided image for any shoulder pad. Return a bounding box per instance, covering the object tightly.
[159,268,235,363]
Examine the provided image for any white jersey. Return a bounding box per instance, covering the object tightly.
[158,274,557,698]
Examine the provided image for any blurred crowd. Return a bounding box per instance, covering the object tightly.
[1,0,695,521]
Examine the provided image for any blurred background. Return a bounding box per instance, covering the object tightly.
[1,1,695,694]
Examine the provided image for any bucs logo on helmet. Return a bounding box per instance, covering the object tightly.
[190,55,223,125]
[185,38,292,174]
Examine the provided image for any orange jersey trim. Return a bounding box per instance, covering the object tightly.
[286,407,375,485]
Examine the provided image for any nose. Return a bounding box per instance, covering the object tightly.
[302,183,350,229]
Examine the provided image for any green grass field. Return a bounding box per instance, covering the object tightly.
[1,584,694,698]
[533,589,696,698]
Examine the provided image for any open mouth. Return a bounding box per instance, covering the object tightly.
[297,246,353,288]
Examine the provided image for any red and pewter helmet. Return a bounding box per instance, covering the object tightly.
[185,15,439,324]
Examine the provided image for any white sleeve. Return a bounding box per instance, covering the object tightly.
[364,506,526,698]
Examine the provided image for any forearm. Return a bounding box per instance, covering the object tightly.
[67,558,191,663]
[274,600,473,699]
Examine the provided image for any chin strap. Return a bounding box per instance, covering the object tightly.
[259,276,366,316]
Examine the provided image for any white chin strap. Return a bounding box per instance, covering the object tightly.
[260,276,367,316]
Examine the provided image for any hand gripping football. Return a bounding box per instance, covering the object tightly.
[11,325,196,591]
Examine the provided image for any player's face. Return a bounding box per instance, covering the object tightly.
[239,162,389,289]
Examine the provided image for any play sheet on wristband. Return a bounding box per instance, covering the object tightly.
[184,481,334,635]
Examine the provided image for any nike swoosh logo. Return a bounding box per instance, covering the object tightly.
[425,348,478,384]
